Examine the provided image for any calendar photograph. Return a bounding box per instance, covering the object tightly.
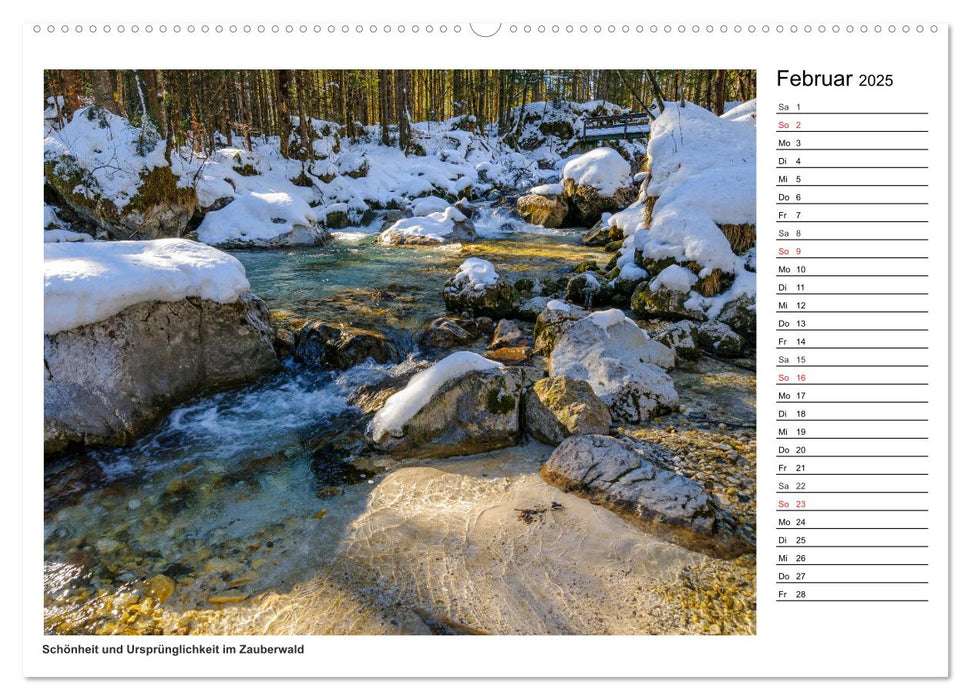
[42,68,757,636]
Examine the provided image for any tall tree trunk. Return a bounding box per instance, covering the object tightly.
[277,70,293,159]
[378,70,392,146]
[395,69,411,152]
[712,70,727,116]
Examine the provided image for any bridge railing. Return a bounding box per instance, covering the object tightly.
[581,112,652,142]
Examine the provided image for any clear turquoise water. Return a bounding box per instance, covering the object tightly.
[230,227,602,331]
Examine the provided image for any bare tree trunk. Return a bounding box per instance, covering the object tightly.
[712,70,727,116]
[277,70,293,159]
[395,69,411,152]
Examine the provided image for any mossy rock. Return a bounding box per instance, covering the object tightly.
[630,281,706,322]
[523,376,611,445]
[572,261,600,273]
[46,158,197,240]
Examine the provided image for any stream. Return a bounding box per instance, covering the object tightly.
[43,211,757,636]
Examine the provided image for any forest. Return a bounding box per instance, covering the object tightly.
[44,69,756,155]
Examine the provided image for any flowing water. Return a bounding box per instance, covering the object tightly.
[43,213,755,636]
[233,218,604,333]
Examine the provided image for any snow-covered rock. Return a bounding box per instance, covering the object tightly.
[44,239,252,336]
[377,206,476,245]
[44,107,197,239]
[523,376,611,446]
[443,258,518,320]
[561,147,632,198]
[369,351,525,457]
[409,195,451,216]
[195,190,329,248]
[44,293,278,454]
[549,309,678,423]
[565,272,609,308]
[541,434,753,558]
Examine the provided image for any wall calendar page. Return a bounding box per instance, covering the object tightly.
[15,1,962,691]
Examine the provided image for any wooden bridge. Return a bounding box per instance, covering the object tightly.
[580,112,652,143]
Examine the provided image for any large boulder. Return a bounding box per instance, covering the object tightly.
[443,258,518,320]
[541,435,753,558]
[44,108,197,240]
[516,192,569,228]
[376,206,476,245]
[523,376,611,445]
[368,351,526,458]
[293,321,401,369]
[44,293,279,454]
[559,148,638,226]
[549,309,678,423]
[562,179,627,227]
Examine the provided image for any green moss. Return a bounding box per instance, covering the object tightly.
[572,261,600,273]
[233,163,259,176]
[486,386,517,414]
[290,171,314,187]
[122,166,197,218]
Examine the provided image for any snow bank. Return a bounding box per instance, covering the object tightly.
[44,239,251,335]
[378,206,469,244]
[371,351,503,440]
[646,101,755,230]
[561,147,631,196]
